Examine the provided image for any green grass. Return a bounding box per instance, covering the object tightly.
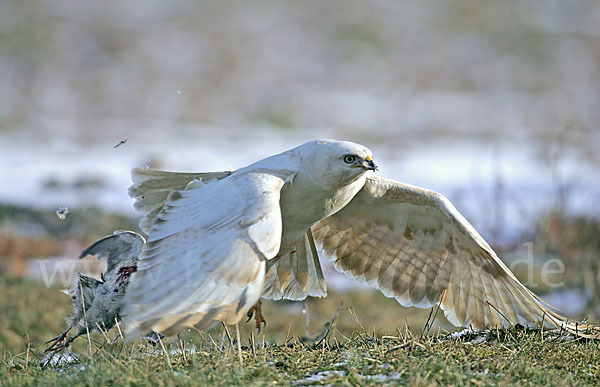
[1,277,599,385]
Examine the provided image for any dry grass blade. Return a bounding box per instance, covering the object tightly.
[79,282,92,362]
[235,323,243,368]
[157,334,172,371]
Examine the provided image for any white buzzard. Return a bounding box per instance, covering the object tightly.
[122,139,594,337]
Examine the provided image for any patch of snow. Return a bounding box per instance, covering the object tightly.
[449,328,476,339]
[359,372,403,382]
[471,335,487,344]
[447,328,488,343]
[170,346,198,356]
[331,361,348,367]
[292,370,346,386]
[41,350,79,367]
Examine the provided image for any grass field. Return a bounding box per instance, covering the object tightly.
[1,277,599,386]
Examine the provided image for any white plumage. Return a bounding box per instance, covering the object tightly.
[121,139,597,338]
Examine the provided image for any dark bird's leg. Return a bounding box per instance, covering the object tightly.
[110,333,121,345]
[45,328,87,354]
[143,331,165,347]
[44,327,72,353]
[246,299,266,331]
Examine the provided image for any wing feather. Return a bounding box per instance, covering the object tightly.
[312,175,599,336]
[129,168,232,234]
[122,170,294,337]
[79,230,145,273]
[262,229,327,301]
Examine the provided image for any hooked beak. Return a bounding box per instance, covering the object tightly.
[363,156,378,171]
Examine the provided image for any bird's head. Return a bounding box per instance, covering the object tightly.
[299,139,377,185]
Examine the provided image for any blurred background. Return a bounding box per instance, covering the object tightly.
[1,0,599,353]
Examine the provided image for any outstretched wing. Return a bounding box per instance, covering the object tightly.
[79,230,146,273]
[122,170,295,337]
[312,175,589,334]
[129,168,232,234]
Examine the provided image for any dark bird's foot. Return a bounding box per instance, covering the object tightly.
[44,329,74,353]
[143,331,165,347]
[246,299,266,332]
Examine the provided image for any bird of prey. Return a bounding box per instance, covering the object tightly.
[45,231,145,353]
[121,139,597,338]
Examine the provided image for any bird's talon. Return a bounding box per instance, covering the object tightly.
[44,329,72,353]
[256,319,267,333]
[246,300,267,332]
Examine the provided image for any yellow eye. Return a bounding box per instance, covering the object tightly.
[343,155,357,164]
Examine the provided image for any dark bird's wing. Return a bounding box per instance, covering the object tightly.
[79,231,146,273]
